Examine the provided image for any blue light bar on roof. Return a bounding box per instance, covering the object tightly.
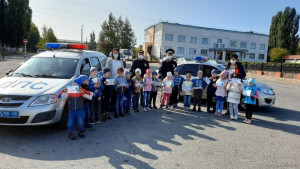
[45,43,61,48]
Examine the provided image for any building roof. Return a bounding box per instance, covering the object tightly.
[283,55,300,59]
[146,22,269,37]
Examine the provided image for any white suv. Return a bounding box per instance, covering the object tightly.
[0,43,107,126]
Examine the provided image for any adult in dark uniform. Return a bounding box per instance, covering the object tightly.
[159,49,177,78]
[130,50,150,106]
[130,50,150,78]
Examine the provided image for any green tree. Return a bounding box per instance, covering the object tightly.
[88,31,96,51]
[98,13,136,56]
[270,48,289,62]
[297,43,300,54]
[37,25,57,49]
[268,7,299,56]
[5,0,32,47]
[27,23,40,52]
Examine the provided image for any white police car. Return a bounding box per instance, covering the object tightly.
[0,43,107,126]
[177,58,276,109]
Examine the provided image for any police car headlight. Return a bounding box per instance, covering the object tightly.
[29,95,57,107]
[258,88,274,95]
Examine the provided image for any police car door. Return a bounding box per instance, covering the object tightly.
[80,58,91,76]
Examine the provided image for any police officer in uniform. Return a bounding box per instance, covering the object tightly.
[159,49,177,78]
[130,50,150,78]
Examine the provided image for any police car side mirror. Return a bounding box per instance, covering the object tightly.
[6,70,13,76]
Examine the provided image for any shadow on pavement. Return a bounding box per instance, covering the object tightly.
[0,108,236,169]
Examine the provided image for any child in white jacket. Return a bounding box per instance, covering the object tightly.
[226,73,243,120]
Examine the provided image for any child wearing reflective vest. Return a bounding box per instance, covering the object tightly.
[243,78,259,124]
[62,75,92,140]
[89,67,104,124]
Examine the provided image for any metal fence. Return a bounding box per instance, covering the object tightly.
[242,62,300,73]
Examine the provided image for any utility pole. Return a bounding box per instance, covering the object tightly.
[81,25,83,44]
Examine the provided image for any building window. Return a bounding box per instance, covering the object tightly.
[200,49,208,56]
[258,54,265,60]
[201,38,209,45]
[249,53,255,59]
[230,40,237,47]
[164,46,172,52]
[220,44,225,48]
[178,35,186,42]
[260,44,266,50]
[190,36,197,44]
[189,48,197,55]
[165,34,173,41]
[250,43,256,49]
[177,47,185,54]
[240,41,247,48]
[217,39,222,43]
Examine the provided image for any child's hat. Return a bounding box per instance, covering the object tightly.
[103,68,110,74]
[135,68,141,73]
[90,67,98,72]
[167,72,172,76]
[146,69,152,74]
[220,70,228,77]
[125,71,131,75]
[152,71,158,75]
[211,69,218,75]
[248,78,256,85]
[174,67,180,72]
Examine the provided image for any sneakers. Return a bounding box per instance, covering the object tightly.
[119,113,125,117]
[230,115,234,120]
[166,106,169,109]
[68,132,76,140]
[218,112,222,117]
[153,106,158,109]
[147,107,151,111]
[95,120,100,124]
[160,105,163,109]
[143,107,147,112]
[173,104,178,109]
[198,108,202,112]
[243,119,248,123]
[214,112,218,116]
[78,131,85,138]
[246,119,252,124]
[234,116,238,120]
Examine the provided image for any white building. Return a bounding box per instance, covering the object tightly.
[143,22,269,62]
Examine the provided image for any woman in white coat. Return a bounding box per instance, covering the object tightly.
[106,48,124,78]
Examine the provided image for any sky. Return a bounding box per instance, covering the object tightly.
[29,0,300,47]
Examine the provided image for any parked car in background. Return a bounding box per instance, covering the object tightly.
[177,60,276,110]
[120,49,132,60]
[0,43,108,126]
[36,49,47,54]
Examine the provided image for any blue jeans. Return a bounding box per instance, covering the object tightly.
[114,93,124,114]
[123,92,132,112]
[83,102,90,125]
[132,93,140,110]
[216,100,224,113]
[184,95,191,107]
[67,109,85,132]
[143,91,151,108]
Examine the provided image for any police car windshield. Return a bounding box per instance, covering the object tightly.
[12,57,78,79]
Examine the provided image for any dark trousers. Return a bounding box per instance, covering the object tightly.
[171,88,180,105]
[140,89,143,106]
[101,94,111,115]
[83,102,91,126]
[193,89,203,108]
[245,104,254,119]
[123,92,132,112]
[207,94,216,111]
[150,91,158,107]
[90,96,101,122]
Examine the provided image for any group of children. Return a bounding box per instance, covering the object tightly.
[62,66,259,140]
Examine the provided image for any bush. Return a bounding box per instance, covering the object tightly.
[270,48,289,62]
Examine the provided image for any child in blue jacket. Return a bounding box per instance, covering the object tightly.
[192,70,207,112]
[243,78,259,124]
[89,67,104,124]
[123,71,134,114]
[114,67,128,118]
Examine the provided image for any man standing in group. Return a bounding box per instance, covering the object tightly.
[159,49,177,78]
[130,50,150,106]
[130,50,150,77]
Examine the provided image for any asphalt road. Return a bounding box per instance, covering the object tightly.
[0,59,299,169]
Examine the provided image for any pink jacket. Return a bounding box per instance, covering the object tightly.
[143,76,152,91]
[215,79,228,97]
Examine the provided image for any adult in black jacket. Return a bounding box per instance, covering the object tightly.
[159,49,177,78]
[130,50,150,78]
[225,53,246,80]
